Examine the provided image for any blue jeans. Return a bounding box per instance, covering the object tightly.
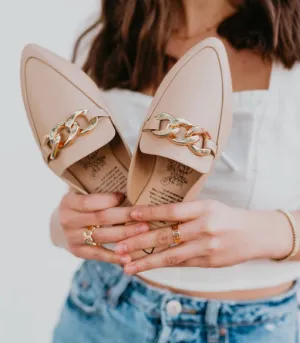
[53,261,299,343]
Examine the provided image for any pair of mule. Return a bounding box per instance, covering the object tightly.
[21,38,232,253]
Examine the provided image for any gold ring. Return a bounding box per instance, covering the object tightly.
[83,225,100,246]
[171,223,181,245]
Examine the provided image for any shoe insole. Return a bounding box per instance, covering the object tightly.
[69,144,128,194]
[136,157,200,254]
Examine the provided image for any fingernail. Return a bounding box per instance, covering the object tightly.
[115,244,128,254]
[136,223,149,234]
[131,210,143,220]
[124,264,137,274]
[115,192,125,203]
[119,255,131,264]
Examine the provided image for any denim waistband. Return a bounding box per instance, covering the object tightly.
[80,260,298,328]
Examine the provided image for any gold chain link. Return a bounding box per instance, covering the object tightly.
[151,113,215,157]
[44,109,99,161]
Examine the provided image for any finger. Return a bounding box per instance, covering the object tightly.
[176,258,209,267]
[130,245,167,261]
[62,192,125,212]
[71,223,150,245]
[130,201,203,222]
[63,206,135,229]
[74,245,131,265]
[123,241,202,274]
[115,220,201,254]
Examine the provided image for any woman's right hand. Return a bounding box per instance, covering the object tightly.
[51,191,150,265]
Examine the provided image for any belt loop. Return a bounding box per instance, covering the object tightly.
[156,295,173,343]
[106,272,132,308]
[205,301,221,343]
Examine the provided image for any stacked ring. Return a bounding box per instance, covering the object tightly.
[171,223,181,245]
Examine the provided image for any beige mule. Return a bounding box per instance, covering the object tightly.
[21,44,131,195]
[127,38,232,253]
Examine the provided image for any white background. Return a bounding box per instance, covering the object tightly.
[0,1,99,342]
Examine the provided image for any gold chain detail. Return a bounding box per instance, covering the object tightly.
[151,113,215,157]
[44,109,99,161]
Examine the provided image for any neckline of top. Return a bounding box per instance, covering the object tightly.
[104,62,281,103]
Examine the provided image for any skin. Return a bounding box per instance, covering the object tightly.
[51,0,300,298]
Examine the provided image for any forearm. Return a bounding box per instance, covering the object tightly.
[50,207,67,249]
[246,209,300,261]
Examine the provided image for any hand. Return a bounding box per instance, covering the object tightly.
[114,200,284,274]
[55,191,150,264]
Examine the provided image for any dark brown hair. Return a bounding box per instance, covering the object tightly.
[73,0,300,93]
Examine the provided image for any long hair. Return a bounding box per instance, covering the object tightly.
[73,0,300,92]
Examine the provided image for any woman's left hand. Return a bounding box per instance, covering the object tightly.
[114,200,283,274]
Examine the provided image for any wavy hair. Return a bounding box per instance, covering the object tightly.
[73,0,300,92]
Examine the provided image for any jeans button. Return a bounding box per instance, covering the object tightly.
[166,300,182,316]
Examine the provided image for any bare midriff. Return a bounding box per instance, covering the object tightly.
[138,276,293,301]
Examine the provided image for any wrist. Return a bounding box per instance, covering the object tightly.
[245,210,293,260]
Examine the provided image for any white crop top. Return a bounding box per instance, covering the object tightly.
[102,62,300,292]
